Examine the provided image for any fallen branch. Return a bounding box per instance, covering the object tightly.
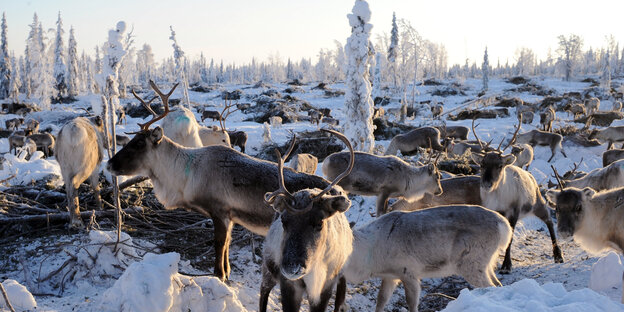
[0,282,16,312]
[101,176,149,197]
[0,207,145,226]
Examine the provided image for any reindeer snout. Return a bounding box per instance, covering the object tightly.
[280,263,306,281]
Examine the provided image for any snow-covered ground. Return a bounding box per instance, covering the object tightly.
[1,77,624,311]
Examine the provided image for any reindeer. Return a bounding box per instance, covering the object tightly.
[116,134,131,147]
[552,159,624,192]
[308,110,324,125]
[198,104,238,147]
[385,127,445,156]
[539,106,555,132]
[56,116,106,228]
[585,97,600,114]
[8,133,29,155]
[260,131,354,312]
[588,126,624,150]
[515,129,566,162]
[25,119,39,134]
[545,185,624,303]
[389,176,481,211]
[5,118,24,130]
[116,107,127,125]
[431,104,443,118]
[603,149,624,167]
[321,116,339,126]
[343,205,512,312]
[108,81,337,281]
[565,103,586,118]
[510,143,533,170]
[228,130,248,153]
[436,125,469,140]
[201,109,221,122]
[28,133,56,157]
[613,101,623,112]
[323,151,442,216]
[518,111,534,124]
[287,153,318,174]
[472,151,564,273]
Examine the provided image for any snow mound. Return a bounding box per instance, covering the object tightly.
[442,279,624,311]
[99,252,247,312]
[0,279,37,311]
[74,230,140,281]
[0,151,62,187]
[589,252,623,292]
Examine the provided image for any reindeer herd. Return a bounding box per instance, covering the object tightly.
[25,80,624,311]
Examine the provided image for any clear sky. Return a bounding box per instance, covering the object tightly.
[2,0,623,67]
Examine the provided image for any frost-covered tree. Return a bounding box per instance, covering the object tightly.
[601,49,611,90]
[53,12,67,100]
[515,47,536,76]
[372,52,382,98]
[344,0,375,152]
[66,26,79,97]
[8,54,19,102]
[286,58,294,80]
[557,34,583,81]
[0,12,10,99]
[169,26,190,108]
[27,15,52,108]
[136,43,154,88]
[387,12,398,88]
[482,47,489,92]
[333,40,346,81]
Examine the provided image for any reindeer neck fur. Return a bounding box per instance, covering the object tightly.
[575,188,624,254]
[481,165,537,215]
[144,137,194,208]
[404,165,431,201]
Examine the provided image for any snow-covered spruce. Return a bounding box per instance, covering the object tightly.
[343,0,375,153]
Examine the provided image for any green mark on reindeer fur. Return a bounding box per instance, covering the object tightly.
[185,154,195,176]
[176,115,190,124]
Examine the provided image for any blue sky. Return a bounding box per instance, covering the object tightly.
[2,0,623,66]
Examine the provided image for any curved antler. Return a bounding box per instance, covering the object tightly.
[501,114,522,151]
[218,100,239,132]
[550,165,564,190]
[311,129,354,201]
[264,134,297,207]
[472,119,485,151]
[137,80,179,132]
[131,89,158,117]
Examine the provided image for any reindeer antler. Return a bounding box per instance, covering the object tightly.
[501,115,522,151]
[472,119,485,151]
[264,134,297,207]
[550,165,564,190]
[131,89,158,117]
[218,99,239,132]
[311,129,354,201]
[135,80,179,132]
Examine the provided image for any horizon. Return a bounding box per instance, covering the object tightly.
[2,0,624,67]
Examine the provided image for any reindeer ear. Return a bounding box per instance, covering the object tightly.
[503,154,516,166]
[323,195,351,215]
[93,116,103,127]
[471,153,484,164]
[150,127,164,144]
[545,190,559,207]
[582,187,596,199]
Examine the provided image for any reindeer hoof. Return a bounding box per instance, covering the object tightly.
[553,248,564,263]
[499,263,512,274]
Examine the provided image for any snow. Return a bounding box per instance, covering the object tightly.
[443,279,624,312]
[589,252,624,295]
[99,252,246,312]
[0,279,37,311]
[1,76,624,310]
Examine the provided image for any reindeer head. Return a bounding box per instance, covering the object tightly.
[264,129,354,280]
[545,187,595,239]
[107,81,178,176]
[472,152,516,191]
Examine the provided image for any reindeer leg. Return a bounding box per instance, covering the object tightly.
[212,217,233,281]
[88,170,102,210]
[333,276,347,312]
[402,278,421,312]
[376,278,399,312]
[534,204,564,263]
[310,283,334,312]
[280,279,304,312]
[500,213,518,274]
[66,179,84,229]
[376,193,390,217]
[259,259,277,312]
